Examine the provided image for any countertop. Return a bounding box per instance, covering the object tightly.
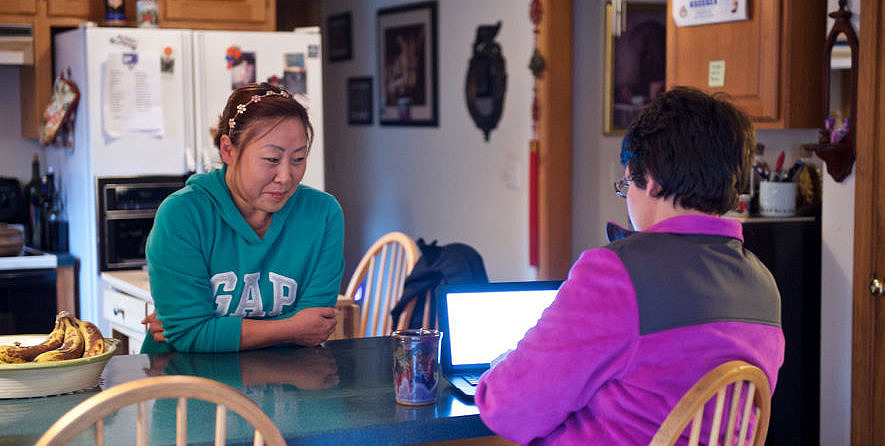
[0,337,492,445]
[101,270,151,302]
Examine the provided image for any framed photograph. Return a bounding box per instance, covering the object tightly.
[604,1,666,134]
[348,76,373,125]
[377,1,438,126]
[327,12,353,62]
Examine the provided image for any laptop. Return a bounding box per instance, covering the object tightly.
[437,280,562,398]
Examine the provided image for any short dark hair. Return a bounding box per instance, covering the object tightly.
[620,86,754,215]
[214,82,314,156]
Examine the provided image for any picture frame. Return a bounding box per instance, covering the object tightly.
[604,1,666,134]
[348,76,373,125]
[327,12,353,62]
[377,1,438,126]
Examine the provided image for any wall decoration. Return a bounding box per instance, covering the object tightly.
[327,12,353,62]
[603,1,666,134]
[348,77,373,125]
[465,21,507,141]
[377,1,438,126]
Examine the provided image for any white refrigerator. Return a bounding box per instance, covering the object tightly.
[48,24,325,330]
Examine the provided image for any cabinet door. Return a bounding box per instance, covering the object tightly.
[46,0,96,18]
[163,0,268,24]
[0,0,37,14]
[666,0,780,122]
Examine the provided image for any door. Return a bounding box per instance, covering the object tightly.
[162,0,268,25]
[0,1,36,14]
[192,30,325,190]
[853,0,885,443]
[83,28,195,177]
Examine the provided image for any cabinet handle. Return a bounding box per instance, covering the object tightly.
[113,306,125,316]
[871,277,884,297]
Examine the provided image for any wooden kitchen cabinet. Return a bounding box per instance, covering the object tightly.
[160,0,274,30]
[0,1,37,15]
[47,0,101,18]
[666,0,827,129]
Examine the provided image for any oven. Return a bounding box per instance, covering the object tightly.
[97,176,187,271]
[0,246,58,334]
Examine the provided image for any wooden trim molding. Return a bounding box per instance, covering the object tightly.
[536,0,573,280]
[852,0,881,443]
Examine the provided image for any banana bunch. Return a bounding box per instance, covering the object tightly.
[0,311,105,364]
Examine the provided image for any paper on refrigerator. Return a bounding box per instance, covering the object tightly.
[102,52,165,139]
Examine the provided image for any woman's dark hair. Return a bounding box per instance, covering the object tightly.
[214,82,313,157]
[619,86,754,215]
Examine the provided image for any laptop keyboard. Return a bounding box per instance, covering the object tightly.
[462,373,482,386]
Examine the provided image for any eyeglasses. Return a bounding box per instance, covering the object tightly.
[614,176,631,198]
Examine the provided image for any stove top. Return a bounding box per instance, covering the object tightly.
[0,246,58,270]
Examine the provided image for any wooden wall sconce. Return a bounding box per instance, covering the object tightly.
[802,0,858,182]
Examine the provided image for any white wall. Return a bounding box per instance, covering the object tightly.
[323,0,535,282]
[817,1,858,444]
[0,67,44,185]
[572,0,631,254]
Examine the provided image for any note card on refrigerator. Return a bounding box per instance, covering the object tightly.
[103,52,165,139]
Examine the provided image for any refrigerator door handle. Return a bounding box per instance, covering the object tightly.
[182,31,197,173]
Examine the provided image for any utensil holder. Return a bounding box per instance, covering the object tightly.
[759,181,796,217]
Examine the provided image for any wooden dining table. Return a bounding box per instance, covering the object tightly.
[0,336,494,445]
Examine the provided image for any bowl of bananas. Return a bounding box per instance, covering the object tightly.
[0,312,119,399]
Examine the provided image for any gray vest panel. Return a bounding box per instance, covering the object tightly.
[604,232,781,336]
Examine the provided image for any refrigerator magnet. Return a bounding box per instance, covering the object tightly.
[161,46,175,74]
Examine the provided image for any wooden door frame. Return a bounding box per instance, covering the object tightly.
[536,0,573,280]
[852,0,881,443]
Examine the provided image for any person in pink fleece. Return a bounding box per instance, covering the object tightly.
[475,87,785,445]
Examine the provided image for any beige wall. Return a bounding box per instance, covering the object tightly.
[0,67,44,185]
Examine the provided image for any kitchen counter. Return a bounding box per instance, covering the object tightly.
[101,270,151,302]
[0,337,493,445]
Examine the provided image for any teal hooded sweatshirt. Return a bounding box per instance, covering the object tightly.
[141,168,344,353]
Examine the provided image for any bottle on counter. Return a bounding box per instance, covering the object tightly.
[23,154,43,249]
[41,168,67,252]
[105,0,127,26]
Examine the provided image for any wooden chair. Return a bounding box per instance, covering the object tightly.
[649,361,772,446]
[344,231,419,337]
[395,289,438,331]
[36,375,286,446]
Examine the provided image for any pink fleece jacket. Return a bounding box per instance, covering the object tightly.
[475,215,785,445]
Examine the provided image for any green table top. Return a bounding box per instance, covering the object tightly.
[0,336,492,445]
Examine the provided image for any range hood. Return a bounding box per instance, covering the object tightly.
[0,24,34,66]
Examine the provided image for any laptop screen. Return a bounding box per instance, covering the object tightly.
[439,282,561,370]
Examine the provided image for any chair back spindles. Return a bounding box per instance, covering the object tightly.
[346,232,419,337]
[137,400,147,446]
[650,361,771,446]
[215,404,227,446]
[35,376,285,446]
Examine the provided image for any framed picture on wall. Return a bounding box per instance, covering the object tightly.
[603,1,666,134]
[327,12,353,62]
[348,76,373,125]
[377,1,438,126]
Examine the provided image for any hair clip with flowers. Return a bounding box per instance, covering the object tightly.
[228,89,291,135]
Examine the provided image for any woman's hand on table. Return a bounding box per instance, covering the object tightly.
[142,312,167,342]
[286,307,338,347]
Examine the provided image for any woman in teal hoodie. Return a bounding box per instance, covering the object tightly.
[140,83,344,353]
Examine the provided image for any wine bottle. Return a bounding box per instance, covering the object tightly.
[23,155,42,249]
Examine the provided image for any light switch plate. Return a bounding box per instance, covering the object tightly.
[708,60,726,87]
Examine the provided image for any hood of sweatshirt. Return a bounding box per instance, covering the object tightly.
[185,167,299,246]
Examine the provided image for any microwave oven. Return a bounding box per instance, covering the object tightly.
[97,175,187,271]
